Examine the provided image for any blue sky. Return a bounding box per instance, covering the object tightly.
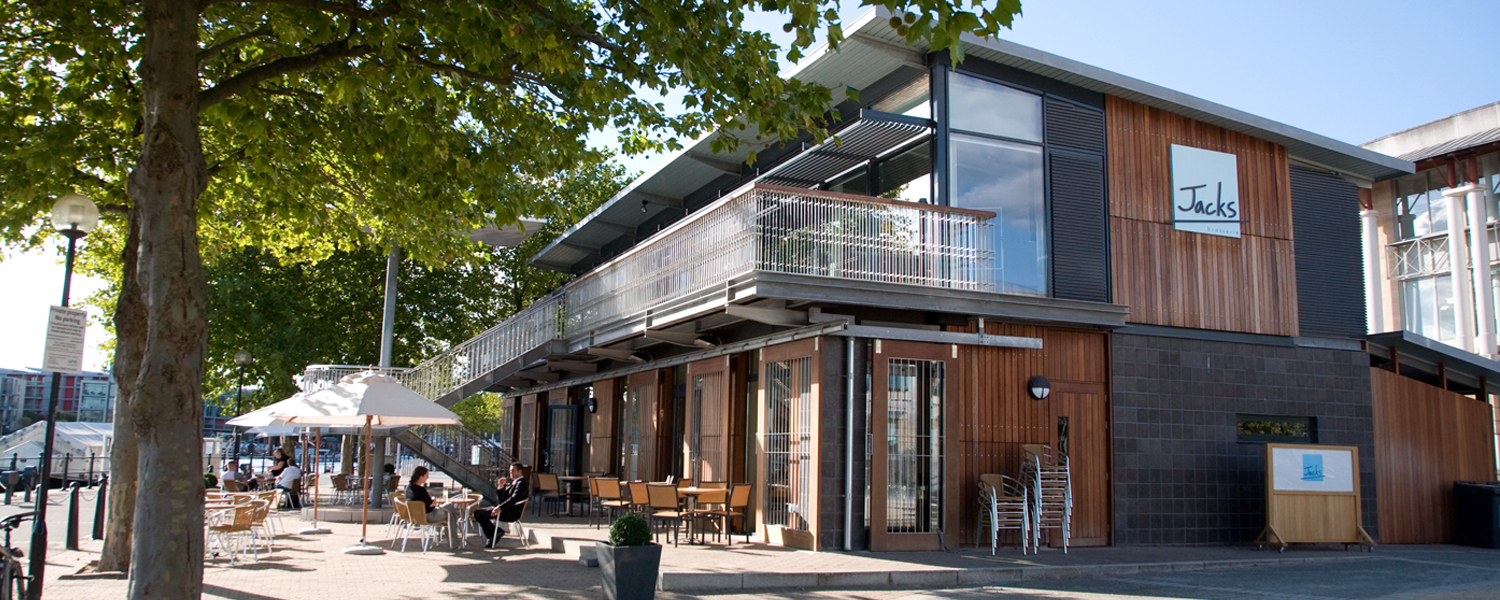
[599,0,1500,173]
[3,0,1497,372]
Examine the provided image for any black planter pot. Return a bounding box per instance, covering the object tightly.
[595,541,662,600]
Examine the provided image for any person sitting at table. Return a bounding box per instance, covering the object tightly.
[473,462,529,548]
[406,466,457,548]
[270,449,290,477]
[219,460,242,490]
[276,457,303,510]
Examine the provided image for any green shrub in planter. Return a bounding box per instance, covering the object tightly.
[598,513,660,600]
[204,473,218,489]
[608,512,652,546]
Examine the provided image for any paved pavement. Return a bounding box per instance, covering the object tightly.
[9,487,1499,599]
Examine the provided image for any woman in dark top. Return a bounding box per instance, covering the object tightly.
[270,449,290,477]
[405,466,457,548]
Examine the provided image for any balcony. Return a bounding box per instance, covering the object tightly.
[307,185,1000,405]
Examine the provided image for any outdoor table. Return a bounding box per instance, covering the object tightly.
[441,494,479,546]
[557,475,587,514]
[676,487,724,545]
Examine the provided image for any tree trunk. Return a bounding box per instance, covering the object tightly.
[340,435,354,475]
[97,211,144,573]
[127,2,208,598]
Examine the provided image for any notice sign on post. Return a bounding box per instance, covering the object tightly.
[1170,144,1241,238]
[42,306,87,375]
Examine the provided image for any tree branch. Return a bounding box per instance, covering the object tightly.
[406,55,513,87]
[198,27,272,64]
[207,147,248,179]
[219,0,402,20]
[512,0,628,55]
[199,39,374,110]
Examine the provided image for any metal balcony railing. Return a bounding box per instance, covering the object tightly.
[304,185,992,408]
[1388,235,1451,280]
[566,184,994,335]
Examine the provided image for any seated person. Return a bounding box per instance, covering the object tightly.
[275,459,303,509]
[473,462,529,548]
[405,466,457,548]
[219,460,242,490]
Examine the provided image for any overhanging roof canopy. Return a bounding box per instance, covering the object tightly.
[533,7,1413,275]
[1367,329,1500,395]
[758,110,931,188]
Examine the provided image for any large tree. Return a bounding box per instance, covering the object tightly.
[0,1,1020,597]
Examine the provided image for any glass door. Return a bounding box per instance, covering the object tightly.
[546,405,583,476]
[871,341,953,551]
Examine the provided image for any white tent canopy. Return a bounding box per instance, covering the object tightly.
[246,372,460,427]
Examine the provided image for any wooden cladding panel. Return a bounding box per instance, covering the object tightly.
[688,356,733,483]
[588,379,619,475]
[1371,367,1497,544]
[1106,95,1298,336]
[626,370,663,481]
[947,324,1111,547]
[1111,218,1298,334]
[1106,96,1292,239]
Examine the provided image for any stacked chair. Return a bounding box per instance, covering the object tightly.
[1020,444,1073,554]
[976,474,1031,555]
[976,444,1073,554]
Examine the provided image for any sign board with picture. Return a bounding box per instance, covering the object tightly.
[1170,144,1242,238]
[1255,443,1374,552]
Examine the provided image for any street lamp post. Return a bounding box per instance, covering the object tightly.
[29,193,98,600]
[232,350,251,464]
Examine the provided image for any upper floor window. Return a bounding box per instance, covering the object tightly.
[1395,171,1450,240]
[948,72,1047,296]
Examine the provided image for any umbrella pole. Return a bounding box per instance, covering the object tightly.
[300,427,329,534]
[343,416,382,554]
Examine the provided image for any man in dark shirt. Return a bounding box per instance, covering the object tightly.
[474,462,529,548]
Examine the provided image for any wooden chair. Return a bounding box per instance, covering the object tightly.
[646,483,686,547]
[532,473,562,516]
[207,501,263,564]
[594,478,628,529]
[221,479,246,493]
[387,495,408,538]
[977,475,1032,555]
[626,481,651,517]
[248,498,275,553]
[399,500,448,553]
[488,499,530,549]
[699,484,752,545]
[384,474,401,503]
[688,482,729,542]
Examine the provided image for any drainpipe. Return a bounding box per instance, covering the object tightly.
[1444,188,1476,353]
[1361,189,1384,333]
[844,336,855,551]
[1464,184,1496,358]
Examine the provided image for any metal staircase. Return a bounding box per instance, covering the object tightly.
[394,425,513,503]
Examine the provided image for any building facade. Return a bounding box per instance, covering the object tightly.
[312,9,1496,549]
[0,367,116,433]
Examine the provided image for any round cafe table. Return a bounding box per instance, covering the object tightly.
[557,476,588,514]
[440,495,479,546]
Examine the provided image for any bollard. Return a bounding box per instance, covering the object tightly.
[66,483,80,551]
[88,453,95,484]
[92,476,107,540]
[63,453,71,485]
[8,453,14,471]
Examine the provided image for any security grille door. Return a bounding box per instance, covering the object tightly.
[758,339,819,549]
[519,399,537,468]
[547,405,583,476]
[871,341,954,552]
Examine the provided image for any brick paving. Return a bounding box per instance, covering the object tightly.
[8,487,1386,599]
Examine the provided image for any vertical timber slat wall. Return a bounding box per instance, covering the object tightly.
[1371,367,1497,543]
[1106,95,1298,336]
[626,370,660,481]
[947,323,1111,547]
[588,379,619,475]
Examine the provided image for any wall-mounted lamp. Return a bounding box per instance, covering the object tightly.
[641,199,649,213]
[1027,375,1051,400]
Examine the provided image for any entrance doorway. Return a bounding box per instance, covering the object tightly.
[871,341,955,551]
[546,404,583,476]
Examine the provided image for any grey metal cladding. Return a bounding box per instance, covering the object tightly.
[1045,97,1106,153]
[1049,151,1110,303]
[1289,164,1365,338]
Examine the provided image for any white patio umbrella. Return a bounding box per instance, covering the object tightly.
[263,371,461,555]
[243,422,403,535]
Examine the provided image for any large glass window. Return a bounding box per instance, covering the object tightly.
[1403,275,1457,342]
[951,134,1047,295]
[950,73,1042,143]
[1395,171,1450,240]
[947,73,1047,296]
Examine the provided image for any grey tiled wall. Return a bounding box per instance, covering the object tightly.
[1112,333,1377,545]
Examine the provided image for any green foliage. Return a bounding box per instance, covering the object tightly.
[608,512,653,547]
[204,473,218,489]
[451,393,509,436]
